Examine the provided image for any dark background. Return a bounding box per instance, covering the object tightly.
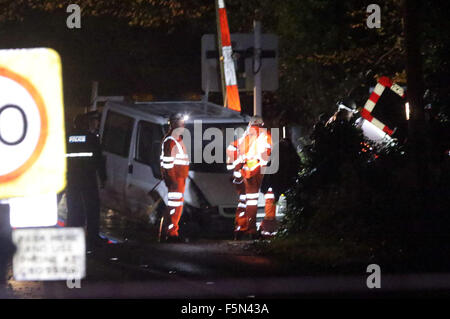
[0,0,448,130]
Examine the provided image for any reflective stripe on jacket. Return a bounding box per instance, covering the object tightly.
[160,134,189,179]
[237,126,272,177]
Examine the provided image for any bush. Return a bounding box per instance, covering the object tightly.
[278,117,436,249]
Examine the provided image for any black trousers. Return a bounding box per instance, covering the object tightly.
[66,187,100,244]
[0,204,15,285]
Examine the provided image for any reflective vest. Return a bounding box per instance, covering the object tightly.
[226,139,241,170]
[226,139,244,180]
[237,126,272,177]
[160,134,190,178]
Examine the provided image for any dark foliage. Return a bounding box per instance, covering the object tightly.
[279,116,450,254]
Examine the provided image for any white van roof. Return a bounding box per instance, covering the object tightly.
[105,100,250,125]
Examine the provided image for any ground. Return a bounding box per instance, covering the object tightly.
[2,209,450,298]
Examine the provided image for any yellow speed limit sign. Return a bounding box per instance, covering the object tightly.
[0,48,66,199]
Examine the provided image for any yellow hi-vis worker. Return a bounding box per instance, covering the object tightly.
[234,116,272,238]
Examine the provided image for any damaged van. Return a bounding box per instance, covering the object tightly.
[99,100,258,238]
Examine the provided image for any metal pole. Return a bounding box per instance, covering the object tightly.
[215,0,227,107]
[90,81,98,111]
[253,17,262,116]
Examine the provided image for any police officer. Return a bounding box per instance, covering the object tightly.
[86,110,101,137]
[0,202,15,287]
[66,114,106,248]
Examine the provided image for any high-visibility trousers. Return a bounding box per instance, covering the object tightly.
[164,176,186,238]
[243,172,264,234]
[233,177,247,233]
[260,187,278,237]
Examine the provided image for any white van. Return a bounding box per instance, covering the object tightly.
[99,100,261,238]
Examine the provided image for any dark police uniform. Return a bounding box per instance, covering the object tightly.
[66,125,106,246]
[0,203,15,285]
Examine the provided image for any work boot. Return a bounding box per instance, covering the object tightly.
[249,232,260,240]
[239,232,259,241]
[234,231,244,241]
[165,236,182,243]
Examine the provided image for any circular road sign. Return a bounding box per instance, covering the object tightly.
[0,67,48,183]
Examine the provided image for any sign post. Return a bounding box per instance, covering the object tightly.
[0,48,85,284]
[253,17,262,117]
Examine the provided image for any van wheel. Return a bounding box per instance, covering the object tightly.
[146,196,166,241]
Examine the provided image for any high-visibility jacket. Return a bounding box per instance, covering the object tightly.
[160,133,190,180]
[237,126,272,179]
[160,132,189,238]
[226,139,243,180]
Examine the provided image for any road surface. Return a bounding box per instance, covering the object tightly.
[2,209,450,298]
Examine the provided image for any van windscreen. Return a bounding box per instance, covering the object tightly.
[102,111,134,157]
[183,123,247,173]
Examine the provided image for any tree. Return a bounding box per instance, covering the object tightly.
[1,0,447,134]
[403,0,429,201]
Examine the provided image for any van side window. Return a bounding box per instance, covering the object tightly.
[102,111,134,157]
[136,121,163,178]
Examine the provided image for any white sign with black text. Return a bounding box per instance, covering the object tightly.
[12,227,85,281]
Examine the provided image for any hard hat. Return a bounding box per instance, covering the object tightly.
[249,115,264,127]
[169,113,186,128]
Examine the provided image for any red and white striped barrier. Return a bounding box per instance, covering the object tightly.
[217,0,241,112]
[361,76,405,136]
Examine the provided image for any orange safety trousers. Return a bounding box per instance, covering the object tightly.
[164,176,186,238]
[160,133,189,239]
[233,178,248,233]
[242,172,263,234]
[235,177,278,235]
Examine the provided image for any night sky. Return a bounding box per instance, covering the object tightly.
[0,8,211,114]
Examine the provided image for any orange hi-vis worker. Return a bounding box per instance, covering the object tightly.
[235,116,272,236]
[226,139,247,235]
[160,113,190,242]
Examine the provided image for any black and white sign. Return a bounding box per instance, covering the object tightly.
[12,227,86,281]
